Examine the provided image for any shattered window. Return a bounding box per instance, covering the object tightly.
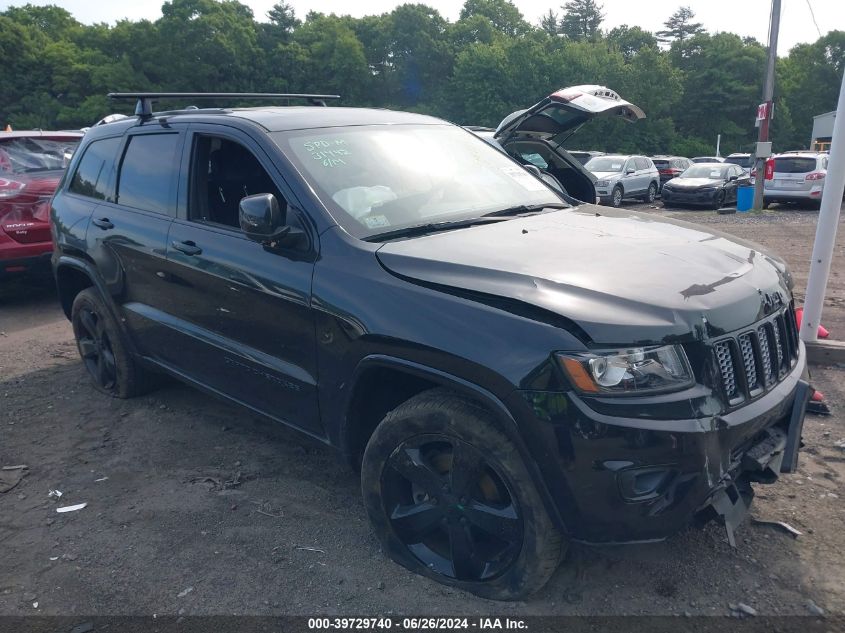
[0,137,80,175]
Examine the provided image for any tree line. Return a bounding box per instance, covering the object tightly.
[1,0,843,157]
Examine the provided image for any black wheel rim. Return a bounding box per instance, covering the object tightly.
[76,307,117,390]
[381,435,523,582]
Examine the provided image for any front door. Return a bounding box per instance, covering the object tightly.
[157,127,321,435]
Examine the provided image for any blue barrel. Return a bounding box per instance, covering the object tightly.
[736,186,754,212]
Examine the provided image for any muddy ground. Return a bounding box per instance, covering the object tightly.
[1,204,844,618]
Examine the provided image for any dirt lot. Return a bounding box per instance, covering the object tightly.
[1,205,844,618]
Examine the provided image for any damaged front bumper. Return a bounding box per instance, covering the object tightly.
[509,344,809,544]
[697,379,809,546]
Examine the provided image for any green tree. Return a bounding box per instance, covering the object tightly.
[778,31,845,149]
[539,9,559,36]
[657,6,704,44]
[607,25,657,60]
[559,0,603,42]
[459,0,530,37]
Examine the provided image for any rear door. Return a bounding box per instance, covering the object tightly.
[157,125,322,434]
[636,157,653,192]
[86,126,185,359]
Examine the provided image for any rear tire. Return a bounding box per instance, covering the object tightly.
[361,389,565,600]
[642,182,657,203]
[71,288,158,398]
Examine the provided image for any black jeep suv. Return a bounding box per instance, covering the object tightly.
[51,93,809,600]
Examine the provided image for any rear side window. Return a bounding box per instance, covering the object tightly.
[68,137,121,200]
[117,133,181,215]
[773,157,817,173]
[636,157,651,170]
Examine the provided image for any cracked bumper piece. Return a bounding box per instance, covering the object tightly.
[509,350,808,543]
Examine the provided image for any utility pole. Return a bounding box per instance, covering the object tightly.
[801,73,845,342]
[752,0,781,210]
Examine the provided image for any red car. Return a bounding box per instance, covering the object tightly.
[0,130,82,278]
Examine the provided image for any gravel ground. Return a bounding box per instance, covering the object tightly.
[1,206,844,618]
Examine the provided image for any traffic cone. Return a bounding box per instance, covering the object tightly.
[807,389,831,416]
[795,307,830,339]
[3,124,11,132]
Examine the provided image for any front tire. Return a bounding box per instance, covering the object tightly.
[71,288,157,398]
[361,389,564,600]
[611,185,624,208]
[712,190,726,210]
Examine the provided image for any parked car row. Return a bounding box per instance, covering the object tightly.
[0,130,82,278]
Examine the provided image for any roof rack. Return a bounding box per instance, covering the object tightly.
[107,92,341,120]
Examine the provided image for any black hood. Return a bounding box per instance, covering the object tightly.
[376,206,793,346]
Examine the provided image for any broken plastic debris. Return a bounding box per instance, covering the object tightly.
[750,516,802,538]
[177,587,194,598]
[48,489,63,498]
[56,503,87,513]
[49,557,58,561]
[1,464,28,471]
[94,477,108,482]
[295,546,325,553]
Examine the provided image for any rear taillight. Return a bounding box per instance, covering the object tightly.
[0,177,26,199]
[806,172,825,181]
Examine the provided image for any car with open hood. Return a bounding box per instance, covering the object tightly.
[0,130,81,278]
[50,92,810,601]
[662,162,751,209]
[470,85,646,206]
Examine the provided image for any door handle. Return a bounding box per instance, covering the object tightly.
[172,240,202,256]
[91,217,114,230]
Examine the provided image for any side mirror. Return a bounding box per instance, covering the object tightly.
[522,164,542,178]
[729,175,739,181]
[239,193,307,250]
[625,168,636,175]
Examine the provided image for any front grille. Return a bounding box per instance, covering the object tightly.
[712,306,798,405]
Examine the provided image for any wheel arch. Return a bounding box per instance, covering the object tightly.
[341,354,565,530]
[54,256,139,355]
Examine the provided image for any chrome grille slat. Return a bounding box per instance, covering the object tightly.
[714,341,738,400]
[713,307,795,404]
[757,325,773,383]
[738,333,758,389]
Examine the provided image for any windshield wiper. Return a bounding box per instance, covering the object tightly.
[365,217,505,242]
[482,202,569,218]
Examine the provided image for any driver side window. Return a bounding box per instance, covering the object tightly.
[189,135,285,230]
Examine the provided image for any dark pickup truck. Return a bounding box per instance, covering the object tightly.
[50,93,809,600]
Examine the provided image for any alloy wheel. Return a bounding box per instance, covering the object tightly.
[381,435,523,582]
[612,187,623,207]
[76,307,117,390]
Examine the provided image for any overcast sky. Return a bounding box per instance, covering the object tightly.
[1,0,841,55]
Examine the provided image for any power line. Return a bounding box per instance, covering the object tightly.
[804,0,823,38]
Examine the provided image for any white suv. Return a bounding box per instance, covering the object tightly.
[764,152,828,208]
[585,154,660,207]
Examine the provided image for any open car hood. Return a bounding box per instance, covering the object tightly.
[494,85,646,143]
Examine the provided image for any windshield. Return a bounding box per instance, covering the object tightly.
[584,156,625,172]
[272,124,564,239]
[681,165,729,179]
[774,157,817,173]
[725,155,752,168]
[0,137,80,174]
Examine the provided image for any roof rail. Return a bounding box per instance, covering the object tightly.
[107,92,341,120]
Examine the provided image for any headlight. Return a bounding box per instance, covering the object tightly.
[595,180,609,187]
[556,345,694,395]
